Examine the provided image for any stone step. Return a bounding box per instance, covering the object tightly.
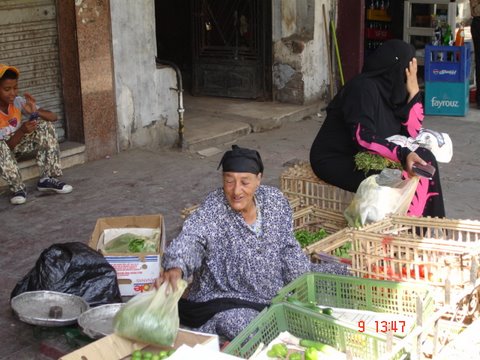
[183,114,252,152]
[182,95,325,152]
[0,141,86,188]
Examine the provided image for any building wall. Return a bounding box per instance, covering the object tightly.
[74,0,118,160]
[110,0,178,150]
[65,0,332,155]
[272,0,332,104]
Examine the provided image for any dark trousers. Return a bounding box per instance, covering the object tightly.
[472,17,480,101]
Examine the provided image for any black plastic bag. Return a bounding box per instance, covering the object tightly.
[10,242,122,307]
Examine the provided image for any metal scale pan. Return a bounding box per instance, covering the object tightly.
[77,303,124,339]
[11,291,89,327]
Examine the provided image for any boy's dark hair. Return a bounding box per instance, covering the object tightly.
[1,69,19,81]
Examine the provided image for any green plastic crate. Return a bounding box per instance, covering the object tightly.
[224,303,407,360]
[271,273,434,325]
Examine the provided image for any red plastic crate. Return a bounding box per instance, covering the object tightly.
[470,88,477,103]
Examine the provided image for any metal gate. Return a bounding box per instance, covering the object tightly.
[0,0,65,141]
[192,0,271,99]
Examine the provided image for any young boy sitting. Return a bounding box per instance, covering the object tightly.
[0,64,73,205]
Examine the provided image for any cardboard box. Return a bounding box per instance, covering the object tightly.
[89,214,166,296]
[169,344,243,359]
[59,329,219,360]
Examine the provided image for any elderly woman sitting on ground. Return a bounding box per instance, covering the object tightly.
[157,145,349,340]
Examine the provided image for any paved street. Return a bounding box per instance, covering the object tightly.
[1,102,479,359]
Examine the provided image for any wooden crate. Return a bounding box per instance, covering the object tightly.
[280,162,354,213]
[292,205,351,265]
[349,215,480,304]
[304,228,352,256]
[360,215,480,242]
[293,205,347,235]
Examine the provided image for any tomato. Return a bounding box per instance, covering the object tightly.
[418,265,426,278]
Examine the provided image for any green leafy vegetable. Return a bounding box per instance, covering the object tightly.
[128,238,146,252]
[299,339,342,356]
[294,229,328,248]
[267,343,288,358]
[103,233,157,253]
[333,242,352,259]
[354,152,402,174]
[288,352,303,360]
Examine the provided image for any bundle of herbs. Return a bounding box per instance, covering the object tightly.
[354,152,402,174]
[294,228,328,248]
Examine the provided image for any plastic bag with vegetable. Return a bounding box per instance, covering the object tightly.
[344,169,419,227]
[103,231,158,253]
[114,279,187,346]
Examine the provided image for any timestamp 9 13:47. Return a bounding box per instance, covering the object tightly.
[358,320,406,333]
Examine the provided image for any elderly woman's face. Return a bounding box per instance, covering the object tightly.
[223,172,261,212]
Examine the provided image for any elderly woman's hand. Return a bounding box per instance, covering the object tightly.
[405,151,427,178]
[155,267,183,292]
[406,58,420,102]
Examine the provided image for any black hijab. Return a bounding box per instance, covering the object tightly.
[217,145,264,174]
[361,39,415,106]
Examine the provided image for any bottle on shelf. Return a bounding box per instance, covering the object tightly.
[433,25,442,46]
[455,25,465,46]
[442,24,453,46]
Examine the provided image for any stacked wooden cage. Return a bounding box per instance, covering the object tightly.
[282,162,353,255]
[348,215,480,305]
[280,162,354,212]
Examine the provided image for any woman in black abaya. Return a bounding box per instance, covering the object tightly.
[309,39,445,217]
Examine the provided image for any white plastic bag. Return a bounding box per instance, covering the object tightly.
[114,279,187,346]
[387,129,453,164]
[344,169,419,228]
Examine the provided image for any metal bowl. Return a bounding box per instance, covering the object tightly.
[11,291,89,327]
[77,303,124,339]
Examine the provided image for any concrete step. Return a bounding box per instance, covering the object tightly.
[183,95,325,152]
[0,141,86,188]
[183,114,251,152]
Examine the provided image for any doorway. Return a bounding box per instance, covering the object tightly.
[155,0,272,100]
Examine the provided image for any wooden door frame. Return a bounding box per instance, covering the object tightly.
[337,0,365,83]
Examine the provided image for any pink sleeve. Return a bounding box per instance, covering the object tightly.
[355,124,401,163]
[402,102,424,137]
